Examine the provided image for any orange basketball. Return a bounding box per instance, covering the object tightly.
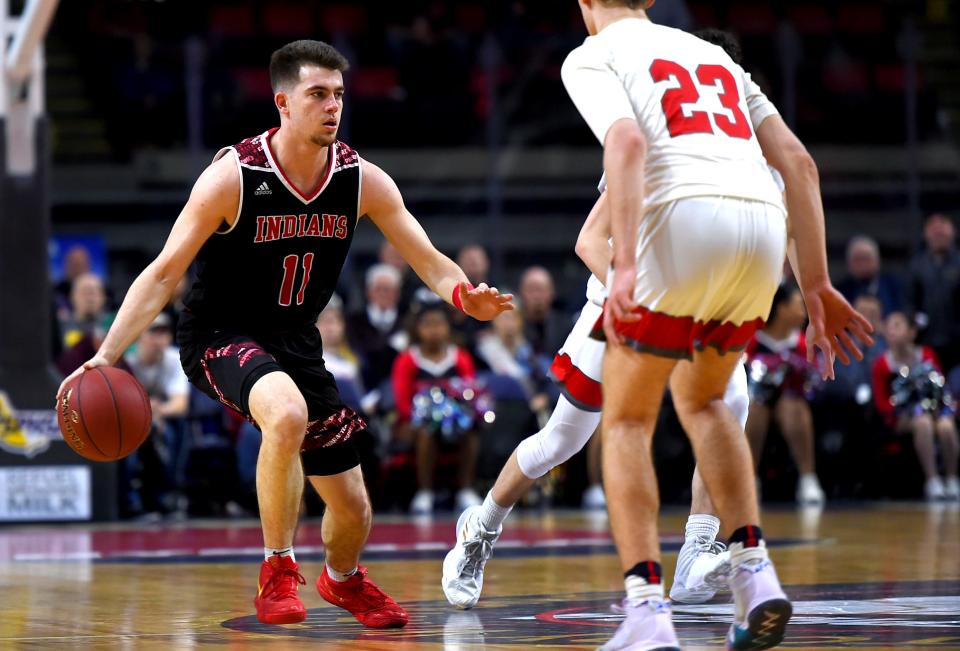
[57,366,153,462]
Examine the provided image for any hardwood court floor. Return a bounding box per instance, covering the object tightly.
[0,503,957,649]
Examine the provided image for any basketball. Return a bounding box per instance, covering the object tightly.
[57,366,152,462]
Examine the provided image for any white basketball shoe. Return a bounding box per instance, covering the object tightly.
[441,505,501,609]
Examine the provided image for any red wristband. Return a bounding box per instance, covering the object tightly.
[452,282,474,313]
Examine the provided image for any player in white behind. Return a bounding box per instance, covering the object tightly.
[561,2,872,649]
[442,24,846,616]
[441,189,745,612]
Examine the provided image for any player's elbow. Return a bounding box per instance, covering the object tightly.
[779,141,819,186]
[574,235,591,264]
[605,121,647,164]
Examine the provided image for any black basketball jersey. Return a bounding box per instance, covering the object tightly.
[181,129,361,336]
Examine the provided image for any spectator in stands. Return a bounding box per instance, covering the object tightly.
[907,212,960,371]
[477,303,551,418]
[318,295,364,408]
[519,266,569,358]
[379,241,422,312]
[837,235,903,315]
[59,272,111,349]
[392,300,482,515]
[745,284,826,505]
[453,244,494,348]
[346,264,406,392]
[826,294,888,405]
[56,273,116,375]
[53,244,92,320]
[124,313,189,518]
[457,244,491,286]
[872,310,959,501]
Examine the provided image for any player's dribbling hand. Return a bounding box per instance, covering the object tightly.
[803,283,875,381]
[459,282,515,321]
[603,265,640,345]
[56,354,113,402]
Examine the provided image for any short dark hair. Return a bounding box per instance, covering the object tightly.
[768,282,801,324]
[924,211,954,225]
[269,40,350,92]
[694,28,744,65]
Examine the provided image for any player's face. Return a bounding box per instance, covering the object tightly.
[279,65,345,147]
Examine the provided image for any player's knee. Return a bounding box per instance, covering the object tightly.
[517,418,596,479]
[261,399,308,446]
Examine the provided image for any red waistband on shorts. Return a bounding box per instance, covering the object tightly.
[550,352,603,411]
[592,305,763,360]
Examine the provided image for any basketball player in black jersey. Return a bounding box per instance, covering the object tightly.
[57,40,514,628]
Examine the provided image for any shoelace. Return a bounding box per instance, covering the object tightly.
[350,568,399,608]
[459,536,495,578]
[692,535,727,556]
[264,565,306,598]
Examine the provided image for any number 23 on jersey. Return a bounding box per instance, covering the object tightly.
[650,59,752,140]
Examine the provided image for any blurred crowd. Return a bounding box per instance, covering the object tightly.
[49,0,943,163]
[49,211,960,520]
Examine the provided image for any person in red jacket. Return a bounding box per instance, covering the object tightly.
[872,310,959,500]
[392,300,482,514]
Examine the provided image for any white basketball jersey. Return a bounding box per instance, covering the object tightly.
[562,18,784,212]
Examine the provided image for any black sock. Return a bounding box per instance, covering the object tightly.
[624,560,663,584]
[729,525,764,548]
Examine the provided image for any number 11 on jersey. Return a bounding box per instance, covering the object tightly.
[278,253,315,306]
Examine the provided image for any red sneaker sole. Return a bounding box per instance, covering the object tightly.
[256,610,307,625]
[317,580,409,629]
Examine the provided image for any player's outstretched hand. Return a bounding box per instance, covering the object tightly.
[459,282,515,321]
[803,283,875,381]
[603,264,641,345]
[56,354,113,403]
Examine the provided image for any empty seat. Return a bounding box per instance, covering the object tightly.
[788,5,834,35]
[209,5,255,37]
[726,4,778,35]
[263,4,315,37]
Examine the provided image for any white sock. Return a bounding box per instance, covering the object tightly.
[264,547,295,562]
[685,514,720,541]
[478,491,512,531]
[325,563,358,582]
[625,575,665,604]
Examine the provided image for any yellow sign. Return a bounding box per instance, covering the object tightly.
[0,392,51,458]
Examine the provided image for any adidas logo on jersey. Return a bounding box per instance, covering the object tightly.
[254,182,272,196]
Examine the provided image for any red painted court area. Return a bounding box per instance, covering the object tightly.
[0,516,634,562]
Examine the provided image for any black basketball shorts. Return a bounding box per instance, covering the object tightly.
[179,328,362,476]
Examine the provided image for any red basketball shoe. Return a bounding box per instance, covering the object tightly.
[254,555,307,624]
[316,565,409,628]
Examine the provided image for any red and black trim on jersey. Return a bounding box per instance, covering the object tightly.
[214,128,360,209]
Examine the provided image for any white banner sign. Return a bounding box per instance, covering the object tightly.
[0,466,92,521]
